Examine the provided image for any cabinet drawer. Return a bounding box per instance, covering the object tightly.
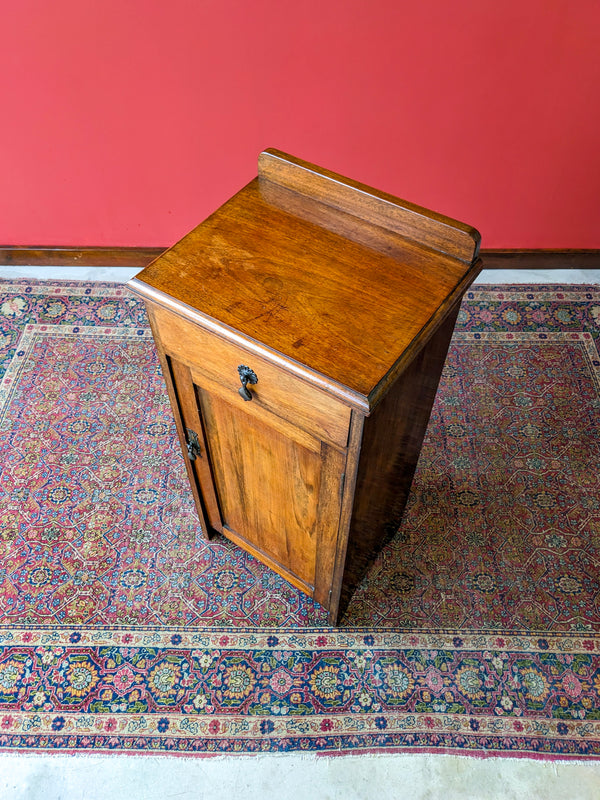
[149,304,351,448]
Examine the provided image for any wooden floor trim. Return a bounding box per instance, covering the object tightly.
[0,247,165,268]
[0,246,599,270]
[480,249,600,270]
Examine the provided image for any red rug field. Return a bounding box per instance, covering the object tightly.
[0,280,598,757]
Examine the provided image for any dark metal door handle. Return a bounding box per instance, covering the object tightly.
[237,365,258,401]
[186,428,202,461]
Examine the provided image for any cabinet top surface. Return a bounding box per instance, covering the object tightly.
[131,150,481,405]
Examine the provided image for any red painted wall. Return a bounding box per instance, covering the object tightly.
[2,0,599,248]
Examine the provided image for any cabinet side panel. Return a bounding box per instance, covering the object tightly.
[337,303,461,618]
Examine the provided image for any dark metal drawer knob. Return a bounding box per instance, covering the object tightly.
[237,365,258,401]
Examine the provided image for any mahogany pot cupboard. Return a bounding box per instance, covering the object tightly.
[129,149,482,624]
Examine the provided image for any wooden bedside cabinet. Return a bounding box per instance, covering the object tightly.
[128,149,482,624]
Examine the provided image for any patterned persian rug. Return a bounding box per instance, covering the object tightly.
[0,280,599,759]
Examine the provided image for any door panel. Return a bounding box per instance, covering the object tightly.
[167,355,347,599]
[198,386,325,588]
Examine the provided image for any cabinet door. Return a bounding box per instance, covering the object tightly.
[169,357,347,605]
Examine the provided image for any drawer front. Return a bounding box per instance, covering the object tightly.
[149,304,351,448]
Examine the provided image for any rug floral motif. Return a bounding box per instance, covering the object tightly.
[0,280,599,758]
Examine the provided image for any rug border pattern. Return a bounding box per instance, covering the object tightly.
[0,281,599,758]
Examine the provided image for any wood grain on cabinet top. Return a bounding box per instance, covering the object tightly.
[130,150,481,411]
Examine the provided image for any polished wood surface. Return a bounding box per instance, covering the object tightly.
[258,149,480,263]
[131,151,482,409]
[129,149,482,624]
